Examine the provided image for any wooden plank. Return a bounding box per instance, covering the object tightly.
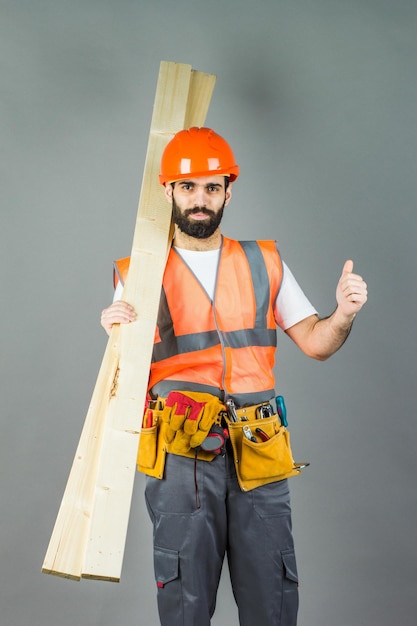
[185,69,217,128]
[42,61,216,582]
[81,61,193,581]
[82,63,216,582]
[41,327,122,579]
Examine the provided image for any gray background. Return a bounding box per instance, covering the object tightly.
[1,0,416,625]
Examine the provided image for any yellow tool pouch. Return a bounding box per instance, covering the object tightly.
[137,404,168,479]
[137,391,224,479]
[226,411,301,492]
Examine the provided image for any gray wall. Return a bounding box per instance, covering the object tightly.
[1,1,416,624]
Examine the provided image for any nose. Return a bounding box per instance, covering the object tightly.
[192,185,208,206]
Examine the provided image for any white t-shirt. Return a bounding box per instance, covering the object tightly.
[113,247,317,331]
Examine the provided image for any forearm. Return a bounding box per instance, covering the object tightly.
[305,308,356,360]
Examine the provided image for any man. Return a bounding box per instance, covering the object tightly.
[101,127,367,626]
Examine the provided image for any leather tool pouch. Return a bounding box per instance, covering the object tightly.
[137,391,224,479]
[226,412,301,491]
[137,405,168,479]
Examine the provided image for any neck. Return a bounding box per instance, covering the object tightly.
[173,226,222,251]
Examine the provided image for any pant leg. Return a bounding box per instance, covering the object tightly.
[226,460,299,626]
[144,453,228,626]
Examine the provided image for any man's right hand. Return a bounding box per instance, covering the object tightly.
[100,301,136,336]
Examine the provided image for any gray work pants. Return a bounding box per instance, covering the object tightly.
[144,451,299,626]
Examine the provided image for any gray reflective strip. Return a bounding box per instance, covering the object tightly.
[153,327,276,362]
[223,328,277,349]
[152,329,220,362]
[152,380,224,400]
[155,287,176,352]
[239,241,270,328]
[113,261,125,288]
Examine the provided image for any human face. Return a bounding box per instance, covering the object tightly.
[165,176,232,240]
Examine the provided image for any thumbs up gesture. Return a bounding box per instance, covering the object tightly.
[335,260,368,319]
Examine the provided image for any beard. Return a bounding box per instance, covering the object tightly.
[172,196,225,239]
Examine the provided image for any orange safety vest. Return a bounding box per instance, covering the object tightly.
[114,237,283,407]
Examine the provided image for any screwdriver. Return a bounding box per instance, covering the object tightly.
[275,395,288,427]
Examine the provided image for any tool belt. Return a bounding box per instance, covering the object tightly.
[137,391,304,490]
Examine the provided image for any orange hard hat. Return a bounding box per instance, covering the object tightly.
[159,127,240,185]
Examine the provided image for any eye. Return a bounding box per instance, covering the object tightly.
[180,183,193,191]
[208,185,221,192]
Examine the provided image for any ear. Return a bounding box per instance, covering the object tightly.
[164,183,174,202]
[225,184,232,206]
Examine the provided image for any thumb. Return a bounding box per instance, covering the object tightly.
[342,259,354,274]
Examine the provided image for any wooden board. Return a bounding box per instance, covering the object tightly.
[42,61,216,582]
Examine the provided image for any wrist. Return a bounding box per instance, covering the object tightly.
[331,306,356,330]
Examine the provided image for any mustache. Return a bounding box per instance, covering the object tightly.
[184,207,215,217]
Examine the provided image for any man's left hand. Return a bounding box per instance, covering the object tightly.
[336,260,368,319]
